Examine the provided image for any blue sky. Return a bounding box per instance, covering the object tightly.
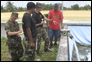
[1,1,91,8]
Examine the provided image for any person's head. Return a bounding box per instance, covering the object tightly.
[27,2,36,13]
[10,12,18,21]
[54,3,59,12]
[35,2,42,12]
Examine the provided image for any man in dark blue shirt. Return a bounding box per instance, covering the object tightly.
[22,2,36,61]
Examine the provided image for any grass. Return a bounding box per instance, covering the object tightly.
[35,44,59,61]
[1,37,59,61]
[1,37,11,61]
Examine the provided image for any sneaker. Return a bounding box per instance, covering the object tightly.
[37,53,41,56]
[18,60,22,61]
[44,48,52,52]
[49,43,53,49]
[54,43,57,46]
[36,51,41,56]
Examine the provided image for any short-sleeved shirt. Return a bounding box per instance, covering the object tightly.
[32,11,44,28]
[48,9,64,30]
[5,20,20,38]
[22,13,36,38]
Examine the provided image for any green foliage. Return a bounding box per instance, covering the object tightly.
[17,7,26,12]
[1,6,3,12]
[1,2,91,12]
[1,37,11,61]
[1,37,7,42]
[71,4,79,10]
[5,1,16,12]
[83,4,91,10]
[42,3,53,10]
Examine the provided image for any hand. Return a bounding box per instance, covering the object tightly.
[53,20,57,25]
[30,42,35,47]
[18,29,23,33]
[40,21,44,25]
[61,25,64,29]
[48,25,49,27]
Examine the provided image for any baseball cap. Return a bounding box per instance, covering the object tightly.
[11,12,18,18]
[54,3,59,7]
[36,2,42,8]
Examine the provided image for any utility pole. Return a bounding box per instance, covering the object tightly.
[60,1,64,29]
[62,1,63,15]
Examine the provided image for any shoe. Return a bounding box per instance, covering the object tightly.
[36,51,41,56]
[12,59,20,61]
[44,48,52,52]
[37,52,41,56]
[37,53,41,56]
[18,60,22,61]
[54,43,57,46]
[49,43,53,49]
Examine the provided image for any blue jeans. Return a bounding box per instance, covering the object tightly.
[49,28,60,40]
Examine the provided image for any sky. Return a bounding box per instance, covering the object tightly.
[1,1,91,8]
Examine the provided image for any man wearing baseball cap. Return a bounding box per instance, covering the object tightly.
[32,2,57,56]
[48,3,64,48]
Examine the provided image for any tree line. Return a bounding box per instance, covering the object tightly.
[1,1,91,12]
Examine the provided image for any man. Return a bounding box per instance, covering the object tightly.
[32,2,56,56]
[48,3,64,48]
[5,12,23,61]
[22,2,36,61]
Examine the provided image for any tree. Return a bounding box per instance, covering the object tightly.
[14,7,18,12]
[83,4,91,10]
[1,6,3,12]
[41,3,53,10]
[71,4,79,10]
[58,3,62,10]
[17,7,25,12]
[63,7,67,10]
[6,1,16,12]
[79,6,84,10]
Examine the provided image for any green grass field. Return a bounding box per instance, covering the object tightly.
[1,37,59,61]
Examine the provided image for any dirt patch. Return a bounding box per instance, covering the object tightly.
[5,52,11,59]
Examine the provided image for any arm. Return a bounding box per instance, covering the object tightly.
[24,15,35,47]
[8,31,19,36]
[26,27,33,44]
[8,22,22,36]
[35,22,43,27]
[32,14,43,27]
[5,23,22,36]
[60,19,64,28]
[8,29,22,36]
[44,17,57,25]
[44,17,53,21]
